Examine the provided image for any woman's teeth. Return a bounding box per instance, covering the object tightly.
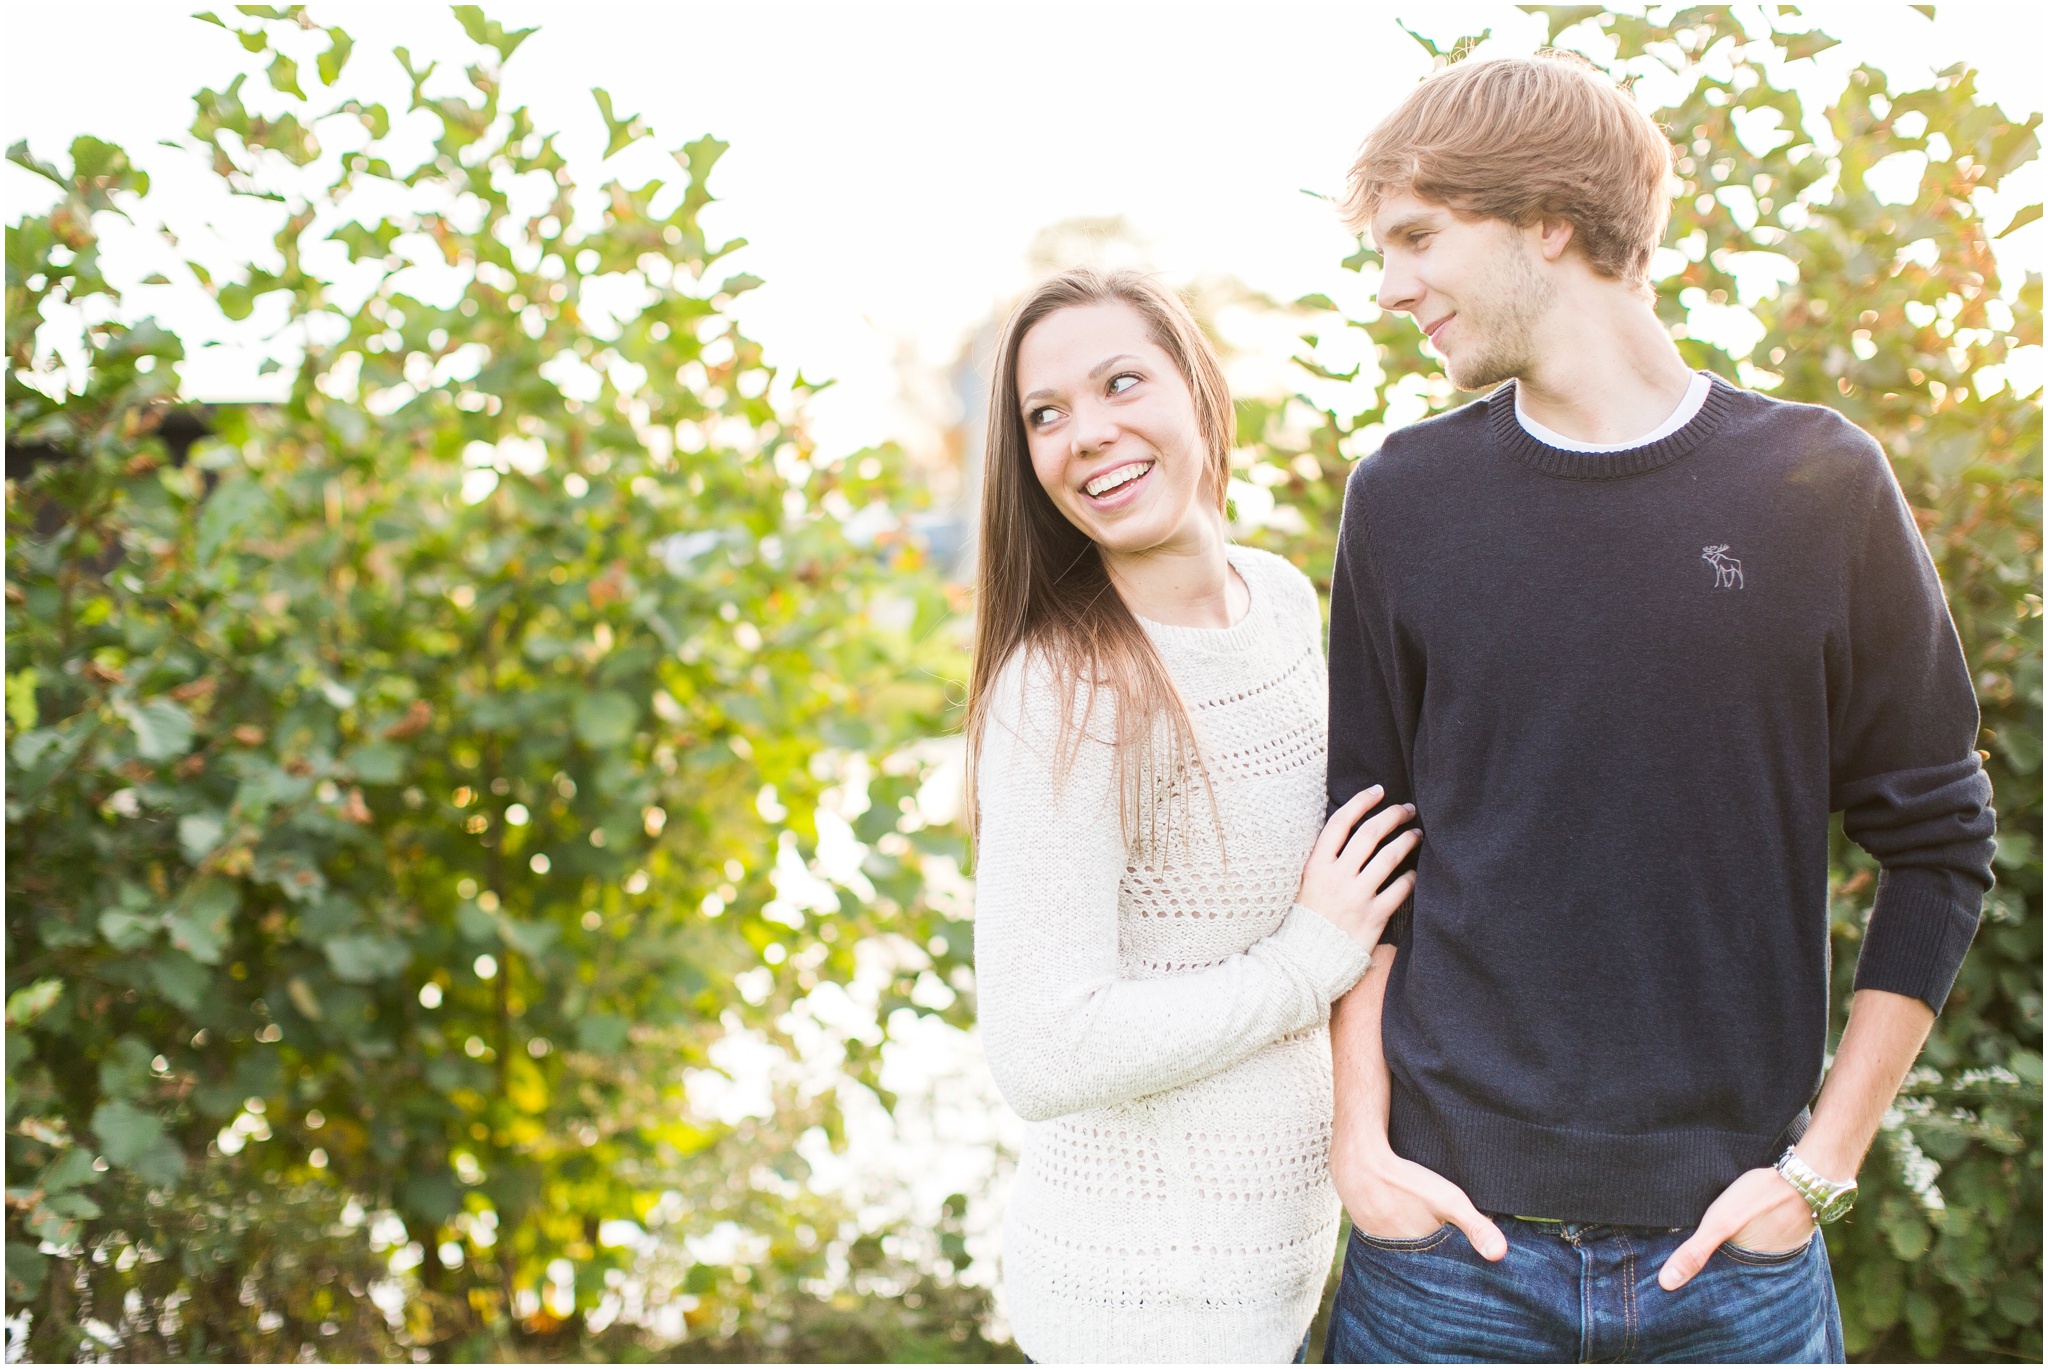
[1085,462,1152,497]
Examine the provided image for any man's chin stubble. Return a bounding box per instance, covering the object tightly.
[1447,349,1524,392]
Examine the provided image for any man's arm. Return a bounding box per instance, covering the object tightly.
[1329,947,1508,1260]
[1657,987,1935,1289]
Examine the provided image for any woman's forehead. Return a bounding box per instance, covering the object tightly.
[1019,303,1160,375]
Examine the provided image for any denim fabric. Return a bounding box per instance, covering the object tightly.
[1325,1217,1844,1363]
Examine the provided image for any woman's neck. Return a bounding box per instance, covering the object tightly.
[1103,509,1248,629]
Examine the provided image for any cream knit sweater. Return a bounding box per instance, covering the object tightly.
[975,546,1371,1364]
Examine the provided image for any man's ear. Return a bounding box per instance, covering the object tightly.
[1536,216,1576,262]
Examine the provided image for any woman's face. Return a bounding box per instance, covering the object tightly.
[1015,302,1213,560]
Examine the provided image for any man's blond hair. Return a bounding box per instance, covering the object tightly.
[1341,50,1676,289]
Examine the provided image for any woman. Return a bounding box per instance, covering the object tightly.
[967,268,1417,1363]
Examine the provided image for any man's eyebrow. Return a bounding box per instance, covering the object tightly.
[1020,354,1144,410]
[1374,211,1438,244]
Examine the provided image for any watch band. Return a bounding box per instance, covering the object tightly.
[1776,1146,1858,1223]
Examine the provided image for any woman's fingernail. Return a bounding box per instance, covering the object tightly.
[1402,803,1417,815]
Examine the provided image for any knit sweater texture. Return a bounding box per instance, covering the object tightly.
[976,546,1371,1364]
[1327,376,1997,1228]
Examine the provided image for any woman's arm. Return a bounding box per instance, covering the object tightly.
[972,669,1373,1123]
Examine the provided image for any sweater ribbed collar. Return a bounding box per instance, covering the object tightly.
[1488,373,1736,480]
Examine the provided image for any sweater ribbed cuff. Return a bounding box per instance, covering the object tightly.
[1270,904,1374,1002]
[1852,866,1985,1014]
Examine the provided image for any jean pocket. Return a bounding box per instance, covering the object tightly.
[1352,1222,1456,1252]
[1717,1231,1815,1266]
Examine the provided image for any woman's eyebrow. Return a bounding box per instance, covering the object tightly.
[1020,354,1144,411]
[1088,353,1141,380]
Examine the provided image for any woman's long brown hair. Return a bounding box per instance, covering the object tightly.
[963,268,1236,850]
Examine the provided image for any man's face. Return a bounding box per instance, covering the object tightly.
[1370,190,1553,391]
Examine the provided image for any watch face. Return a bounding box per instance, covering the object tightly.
[1817,1187,1857,1224]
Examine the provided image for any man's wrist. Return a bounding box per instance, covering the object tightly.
[1330,1115,1397,1163]
[1777,1146,1859,1223]
[1788,1133,1860,1184]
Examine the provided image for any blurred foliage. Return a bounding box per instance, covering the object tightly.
[6,6,998,1362]
[1238,8,2042,1361]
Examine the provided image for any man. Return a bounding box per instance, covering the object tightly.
[1320,51,1996,1363]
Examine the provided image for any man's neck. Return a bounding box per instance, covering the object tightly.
[1512,286,1694,445]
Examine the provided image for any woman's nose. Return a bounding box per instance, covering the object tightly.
[1070,404,1119,455]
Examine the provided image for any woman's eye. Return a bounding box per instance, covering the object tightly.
[1107,373,1140,395]
[1027,406,1058,427]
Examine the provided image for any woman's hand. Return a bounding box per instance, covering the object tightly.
[1297,785,1419,950]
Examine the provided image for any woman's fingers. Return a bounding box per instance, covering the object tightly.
[1358,826,1422,895]
[1339,800,1416,873]
[1314,786,1381,864]
[1369,870,1417,923]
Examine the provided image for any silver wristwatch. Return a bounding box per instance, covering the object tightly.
[1776,1146,1858,1224]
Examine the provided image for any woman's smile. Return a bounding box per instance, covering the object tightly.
[1083,459,1155,504]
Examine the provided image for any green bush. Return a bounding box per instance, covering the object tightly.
[1242,10,2041,1360]
[6,8,990,1361]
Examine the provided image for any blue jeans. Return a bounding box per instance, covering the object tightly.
[1326,1217,1844,1363]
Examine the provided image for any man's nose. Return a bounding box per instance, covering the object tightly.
[1376,255,1421,317]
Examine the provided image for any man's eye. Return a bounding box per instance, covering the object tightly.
[1107,373,1140,395]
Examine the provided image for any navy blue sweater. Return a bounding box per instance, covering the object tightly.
[1327,376,1996,1228]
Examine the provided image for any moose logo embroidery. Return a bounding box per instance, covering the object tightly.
[1702,544,1744,589]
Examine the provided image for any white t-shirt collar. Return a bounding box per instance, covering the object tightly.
[1515,371,1713,453]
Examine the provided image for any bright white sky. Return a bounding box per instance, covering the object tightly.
[5,2,2043,460]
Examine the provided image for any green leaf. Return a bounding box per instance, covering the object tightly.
[196,476,268,562]
[573,689,639,748]
[99,1037,156,1101]
[38,1147,99,1195]
[1996,204,2042,239]
[91,1099,166,1168]
[99,907,160,951]
[44,1191,102,1220]
[6,1242,47,1302]
[344,741,405,785]
[286,975,323,1019]
[117,696,195,760]
[5,978,62,1028]
[577,1013,629,1053]
[8,667,40,732]
[451,5,537,62]
[1779,29,1842,62]
[217,280,255,320]
[499,918,559,957]
[593,88,650,159]
[1517,5,1607,41]
[148,953,210,1011]
[324,933,410,983]
[166,875,237,964]
[178,812,225,862]
[316,27,352,85]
